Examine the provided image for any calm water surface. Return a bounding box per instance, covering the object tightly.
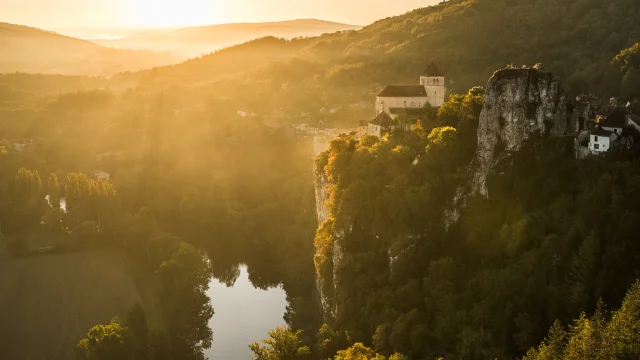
[205,265,287,360]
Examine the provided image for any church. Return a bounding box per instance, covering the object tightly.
[368,62,446,137]
[375,62,446,115]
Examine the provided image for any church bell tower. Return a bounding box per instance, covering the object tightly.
[420,62,446,107]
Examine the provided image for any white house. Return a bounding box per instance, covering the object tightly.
[292,124,309,132]
[368,112,396,138]
[357,120,369,137]
[589,127,617,153]
[94,171,111,181]
[375,62,446,116]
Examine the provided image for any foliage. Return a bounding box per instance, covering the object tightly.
[523,280,640,359]
[76,318,132,360]
[313,78,640,360]
[249,326,311,360]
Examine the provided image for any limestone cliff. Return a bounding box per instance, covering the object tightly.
[313,169,343,322]
[449,68,569,222]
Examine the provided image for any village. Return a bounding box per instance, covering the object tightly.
[284,62,640,158]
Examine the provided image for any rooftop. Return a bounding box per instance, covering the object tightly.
[599,107,627,128]
[370,112,395,127]
[421,62,444,77]
[378,85,427,98]
[592,126,614,137]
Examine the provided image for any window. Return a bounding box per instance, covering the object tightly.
[614,129,618,134]
[594,136,598,142]
[404,101,407,107]
[594,144,600,150]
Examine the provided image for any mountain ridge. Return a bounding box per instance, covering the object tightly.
[94,18,361,58]
[0,22,179,76]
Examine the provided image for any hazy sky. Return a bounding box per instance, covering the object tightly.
[1,0,438,29]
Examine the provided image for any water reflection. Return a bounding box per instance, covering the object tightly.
[205,265,286,360]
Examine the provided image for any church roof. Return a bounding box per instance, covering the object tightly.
[370,112,395,127]
[378,85,427,97]
[421,62,444,77]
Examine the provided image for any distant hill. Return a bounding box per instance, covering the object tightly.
[0,23,179,76]
[121,0,639,100]
[95,19,362,58]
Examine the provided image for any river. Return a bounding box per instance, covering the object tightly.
[205,265,287,360]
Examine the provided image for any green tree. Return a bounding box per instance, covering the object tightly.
[76,318,132,360]
[48,173,60,209]
[249,326,311,360]
[333,343,386,360]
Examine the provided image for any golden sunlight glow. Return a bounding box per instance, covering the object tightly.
[132,0,230,27]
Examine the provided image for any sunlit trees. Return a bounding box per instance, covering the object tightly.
[612,43,640,98]
[524,281,640,360]
[249,326,311,360]
[47,173,60,209]
[14,167,42,206]
[76,318,132,360]
[65,173,120,234]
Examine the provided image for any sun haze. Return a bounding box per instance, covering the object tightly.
[0,0,437,28]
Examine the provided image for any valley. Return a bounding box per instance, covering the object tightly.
[2,0,640,359]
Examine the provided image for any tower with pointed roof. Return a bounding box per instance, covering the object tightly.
[420,62,446,107]
[375,62,446,117]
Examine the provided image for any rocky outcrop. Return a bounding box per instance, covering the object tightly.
[313,168,343,323]
[314,171,330,226]
[448,68,569,223]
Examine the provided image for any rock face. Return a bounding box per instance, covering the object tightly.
[448,68,569,224]
[472,68,568,196]
[314,171,330,226]
[313,169,343,322]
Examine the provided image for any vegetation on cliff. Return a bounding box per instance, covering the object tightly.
[312,71,640,358]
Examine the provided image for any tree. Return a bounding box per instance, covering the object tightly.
[48,173,61,209]
[524,280,640,359]
[333,343,387,360]
[249,326,311,360]
[126,304,150,360]
[155,242,213,356]
[76,318,132,360]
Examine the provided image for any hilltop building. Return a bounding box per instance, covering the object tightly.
[375,62,446,116]
[368,112,396,138]
[578,104,640,157]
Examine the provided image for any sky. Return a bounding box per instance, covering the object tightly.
[0,0,438,29]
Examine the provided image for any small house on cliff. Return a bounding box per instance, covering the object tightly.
[589,126,616,153]
[368,112,396,138]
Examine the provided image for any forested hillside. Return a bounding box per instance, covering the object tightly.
[3,0,640,359]
[122,0,640,109]
[96,19,362,58]
[302,66,640,359]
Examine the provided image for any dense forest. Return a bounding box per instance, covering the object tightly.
[2,0,640,359]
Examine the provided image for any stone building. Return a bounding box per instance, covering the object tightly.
[368,112,396,138]
[375,62,446,116]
